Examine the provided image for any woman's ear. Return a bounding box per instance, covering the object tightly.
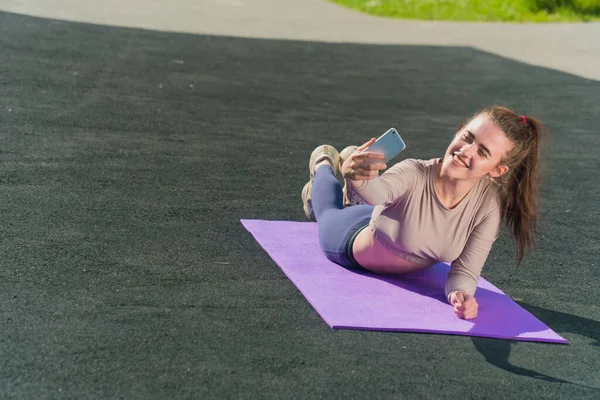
[489,164,509,178]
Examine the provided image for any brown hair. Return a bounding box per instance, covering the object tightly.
[476,105,549,265]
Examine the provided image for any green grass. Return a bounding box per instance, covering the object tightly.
[329,0,600,22]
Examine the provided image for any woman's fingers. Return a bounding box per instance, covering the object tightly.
[342,139,387,181]
[354,152,385,162]
[345,159,386,180]
[346,168,377,181]
[450,291,478,320]
[357,137,376,152]
[351,153,386,172]
[454,296,478,320]
[351,168,380,180]
[354,158,387,171]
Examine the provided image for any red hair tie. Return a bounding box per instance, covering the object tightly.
[520,115,527,125]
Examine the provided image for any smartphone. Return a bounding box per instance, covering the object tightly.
[364,128,406,162]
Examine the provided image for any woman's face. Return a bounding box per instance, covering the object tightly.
[440,113,514,182]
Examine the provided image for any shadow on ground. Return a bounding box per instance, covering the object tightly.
[472,301,600,391]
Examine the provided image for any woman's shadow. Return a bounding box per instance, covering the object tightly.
[471,302,600,389]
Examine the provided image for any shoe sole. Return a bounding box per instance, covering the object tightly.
[302,181,313,221]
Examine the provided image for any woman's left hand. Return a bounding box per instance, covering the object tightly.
[450,291,478,320]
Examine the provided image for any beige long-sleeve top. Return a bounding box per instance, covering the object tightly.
[352,158,502,299]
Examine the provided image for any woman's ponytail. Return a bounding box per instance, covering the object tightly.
[479,107,549,265]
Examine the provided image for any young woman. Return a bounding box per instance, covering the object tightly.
[301,106,547,320]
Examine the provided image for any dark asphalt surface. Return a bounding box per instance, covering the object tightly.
[1,11,599,399]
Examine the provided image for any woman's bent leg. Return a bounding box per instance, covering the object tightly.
[312,166,373,267]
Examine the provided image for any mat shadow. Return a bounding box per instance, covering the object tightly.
[470,304,600,388]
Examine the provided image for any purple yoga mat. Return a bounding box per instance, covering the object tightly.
[241,219,567,344]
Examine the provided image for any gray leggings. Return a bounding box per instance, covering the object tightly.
[312,166,373,269]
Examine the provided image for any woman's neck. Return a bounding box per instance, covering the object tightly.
[433,160,479,209]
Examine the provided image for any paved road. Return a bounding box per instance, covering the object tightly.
[1,0,599,80]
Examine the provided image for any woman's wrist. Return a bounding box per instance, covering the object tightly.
[447,290,466,304]
[447,291,457,304]
[346,177,366,190]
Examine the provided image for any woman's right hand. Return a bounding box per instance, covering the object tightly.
[449,291,478,320]
[341,138,387,181]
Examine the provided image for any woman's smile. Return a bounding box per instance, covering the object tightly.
[452,153,469,168]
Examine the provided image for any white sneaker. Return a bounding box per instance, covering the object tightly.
[301,145,340,221]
